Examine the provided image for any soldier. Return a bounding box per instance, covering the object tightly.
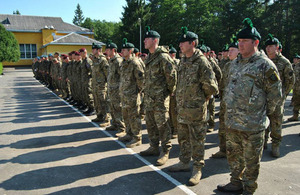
[60,54,69,99]
[217,18,282,194]
[118,38,144,148]
[219,44,230,74]
[91,43,110,124]
[264,34,295,157]
[73,51,82,107]
[79,48,94,115]
[211,35,239,158]
[140,27,177,166]
[105,40,126,136]
[168,44,180,139]
[168,27,218,186]
[288,54,300,121]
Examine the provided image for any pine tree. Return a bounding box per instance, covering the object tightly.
[72,3,85,26]
[0,24,20,63]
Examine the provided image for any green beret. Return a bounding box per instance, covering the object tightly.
[134,48,139,53]
[144,26,160,38]
[121,38,135,49]
[197,39,207,53]
[169,44,177,53]
[106,40,118,49]
[294,53,300,59]
[206,46,211,52]
[178,27,198,43]
[92,43,102,49]
[237,18,261,41]
[229,35,239,48]
[265,33,280,46]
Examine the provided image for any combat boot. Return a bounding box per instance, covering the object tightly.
[168,161,190,172]
[264,138,268,149]
[140,146,160,156]
[287,112,299,121]
[156,151,169,166]
[188,166,202,186]
[118,134,132,142]
[126,138,141,148]
[99,121,110,127]
[106,125,117,131]
[217,182,243,193]
[207,126,214,132]
[272,144,280,158]
[211,151,226,158]
[92,116,105,122]
[115,129,126,137]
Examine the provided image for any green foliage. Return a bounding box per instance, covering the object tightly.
[0,24,20,62]
[73,3,85,26]
[13,10,21,15]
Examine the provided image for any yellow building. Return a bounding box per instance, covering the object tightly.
[0,14,104,66]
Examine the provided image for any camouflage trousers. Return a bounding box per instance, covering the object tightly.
[169,95,178,135]
[93,86,107,119]
[122,95,142,139]
[226,128,264,194]
[108,89,125,131]
[178,122,207,168]
[218,100,227,152]
[292,89,300,111]
[207,97,215,127]
[145,110,172,152]
[265,98,284,146]
[82,78,94,108]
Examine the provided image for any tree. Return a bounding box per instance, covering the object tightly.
[13,10,21,15]
[0,24,20,63]
[73,3,85,26]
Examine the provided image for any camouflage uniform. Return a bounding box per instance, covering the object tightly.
[61,60,69,98]
[144,46,176,153]
[265,53,295,146]
[81,57,94,109]
[207,56,222,129]
[223,51,282,193]
[119,55,144,140]
[74,60,82,102]
[176,49,218,168]
[107,53,125,131]
[169,58,180,136]
[91,54,109,120]
[290,62,300,118]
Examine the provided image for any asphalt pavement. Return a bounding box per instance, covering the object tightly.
[0,68,299,195]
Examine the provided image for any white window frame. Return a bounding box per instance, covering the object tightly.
[19,44,37,59]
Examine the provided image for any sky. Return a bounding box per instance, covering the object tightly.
[0,0,127,23]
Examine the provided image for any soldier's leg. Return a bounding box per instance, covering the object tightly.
[269,102,284,146]
[145,110,159,148]
[190,123,207,169]
[109,99,125,131]
[178,123,192,164]
[207,97,215,130]
[226,129,244,185]
[98,90,108,120]
[153,110,172,153]
[169,95,178,137]
[242,130,264,194]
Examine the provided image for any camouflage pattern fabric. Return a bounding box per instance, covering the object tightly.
[176,49,218,166]
[120,55,144,139]
[81,57,94,108]
[144,46,177,152]
[292,62,300,111]
[107,53,125,130]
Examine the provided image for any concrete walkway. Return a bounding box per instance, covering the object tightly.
[0,68,299,195]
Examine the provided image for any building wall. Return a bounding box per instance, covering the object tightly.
[45,45,93,55]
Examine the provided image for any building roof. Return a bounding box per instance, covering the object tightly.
[42,32,104,48]
[0,14,92,34]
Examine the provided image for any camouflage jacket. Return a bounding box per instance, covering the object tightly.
[66,61,73,81]
[80,57,93,82]
[208,56,222,85]
[176,49,219,124]
[119,55,144,101]
[74,60,82,84]
[92,54,109,90]
[143,46,177,109]
[294,62,300,91]
[219,60,233,99]
[224,51,282,131]
[108,53,122,90]
[218,58,230,73]
[271,53,295,97]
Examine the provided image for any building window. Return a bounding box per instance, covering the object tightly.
[19,44,37,59]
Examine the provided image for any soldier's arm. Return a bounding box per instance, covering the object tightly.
[102,58,109,82]
[283,61,295,97]
[264,64,283,115]
[134,60,145,91]
[162,57,177,94]
[212,61,223,85]
[200,58,219,99]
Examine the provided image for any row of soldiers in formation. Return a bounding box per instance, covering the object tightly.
[32,18,300,194]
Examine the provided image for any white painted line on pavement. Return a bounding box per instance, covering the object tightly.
[39,80,196,195]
